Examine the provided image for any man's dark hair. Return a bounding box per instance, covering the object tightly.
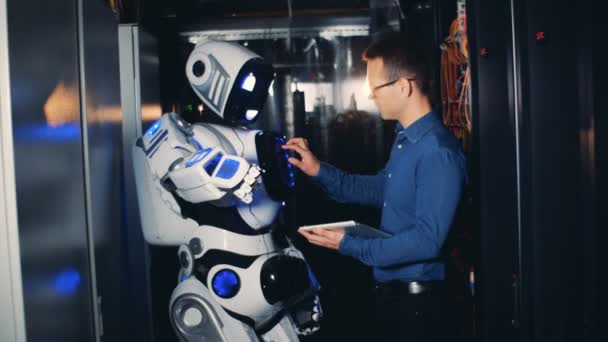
[363,31,435,100]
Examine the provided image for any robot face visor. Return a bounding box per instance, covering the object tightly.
[223,59,274,125]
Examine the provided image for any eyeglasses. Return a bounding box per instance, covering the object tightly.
[368,79,399,99]
[368,78,416,99]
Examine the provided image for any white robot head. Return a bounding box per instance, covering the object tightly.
[186,40,274,125]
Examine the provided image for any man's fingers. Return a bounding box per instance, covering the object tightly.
[284,137,309,150]
[309,240,333,249]
[299,230,338,250]
[300,229,328,243]
[285,137,303,145]
[282,144,308,156]
[312,228,327,237]
[288,157,304,169]
[298,229,314,239]
[305,234,330,246]
[312,228,341,238]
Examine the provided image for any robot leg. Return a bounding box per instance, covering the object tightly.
[170,276,260,342]
[259,315,300,342]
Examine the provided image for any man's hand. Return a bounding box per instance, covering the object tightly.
[282,137,321,177]
[298,228,345,250]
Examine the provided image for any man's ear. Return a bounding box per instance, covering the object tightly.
[399,78,413,97]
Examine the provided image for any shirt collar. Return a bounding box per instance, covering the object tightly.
[395,111,442,143]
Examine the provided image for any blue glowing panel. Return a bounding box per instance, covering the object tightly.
[204,153,223,175]
[216,159,240,180]
[54,268,81,295]
[146,119,162,137]
[186,148,212,167]
[212,269,240,298]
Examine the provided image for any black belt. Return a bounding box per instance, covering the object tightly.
[374,280,445,296]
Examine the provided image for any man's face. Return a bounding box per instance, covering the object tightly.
[366,58,403,120]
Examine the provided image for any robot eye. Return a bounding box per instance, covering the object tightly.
[192,60,206,77]
[241,72,256,92]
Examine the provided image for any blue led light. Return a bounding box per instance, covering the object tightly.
[185,148,212,167]
[146,119,162,137]
[215,159,240,179]
[307,267,319,290]
[241,73,256,92]
[54,268,81,295]
[212,269,240,298]
[275,137,296,188]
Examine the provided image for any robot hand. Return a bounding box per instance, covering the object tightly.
[291,295,323,336]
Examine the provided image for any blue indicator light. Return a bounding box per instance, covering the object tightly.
[146,119,162,137]
[212,269,240,298]
[54,268,81,295]
[274,137,296,188]
[216,159,240,180]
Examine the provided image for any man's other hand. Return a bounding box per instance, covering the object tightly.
[298,228,345,250]
[282,137,321,177]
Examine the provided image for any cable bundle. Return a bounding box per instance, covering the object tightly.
[440,14,471,150]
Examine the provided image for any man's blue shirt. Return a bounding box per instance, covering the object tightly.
[313,111,466,282]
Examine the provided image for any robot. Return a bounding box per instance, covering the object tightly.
[132,40,322,341]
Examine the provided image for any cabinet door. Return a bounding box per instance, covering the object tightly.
[7,0,95,340]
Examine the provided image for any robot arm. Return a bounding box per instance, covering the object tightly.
[162,146,263,205]
[139,109,266,209]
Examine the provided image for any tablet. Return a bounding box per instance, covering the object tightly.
[298,220,391,239]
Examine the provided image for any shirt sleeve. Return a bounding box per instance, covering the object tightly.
[338,149,465,267]
[312,162,385,208]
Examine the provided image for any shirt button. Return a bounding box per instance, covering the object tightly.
[383,202,387,207]
[397,144,402,149]
[388,173,392,178]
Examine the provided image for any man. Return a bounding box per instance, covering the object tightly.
[282,32,466,341]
